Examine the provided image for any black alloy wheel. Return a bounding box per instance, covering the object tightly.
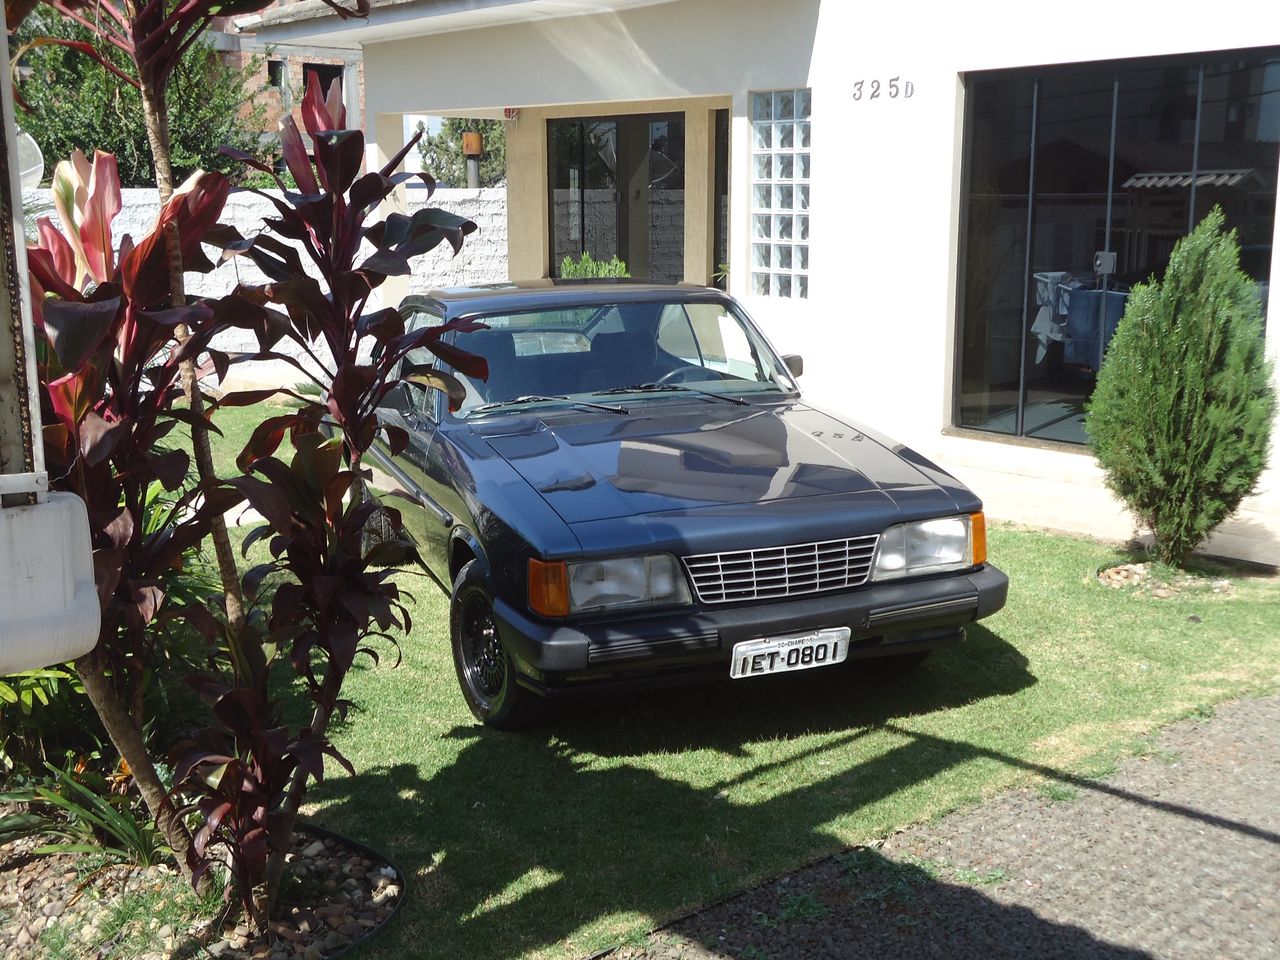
[459,591,505,701]
[449,559,542,729]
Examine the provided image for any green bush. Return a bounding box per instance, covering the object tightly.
[1085,206,1275,566]
[0,761,167,865]
[0,668,101,782]
[559,251,630,279]
[12,12,268,187]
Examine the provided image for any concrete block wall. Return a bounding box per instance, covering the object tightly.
[24,185,509,387]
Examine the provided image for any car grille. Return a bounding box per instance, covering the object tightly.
[683,535,880,603]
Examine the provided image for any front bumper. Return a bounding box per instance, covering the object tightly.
[492,564,1008,694]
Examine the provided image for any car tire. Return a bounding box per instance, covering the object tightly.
[450,560,542,729]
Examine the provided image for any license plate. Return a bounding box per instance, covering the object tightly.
[729,627,851,679]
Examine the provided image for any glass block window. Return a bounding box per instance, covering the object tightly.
[751,89,811,299]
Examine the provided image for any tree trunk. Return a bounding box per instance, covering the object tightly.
[137,73,246,639]
[263,670,342,907]
[75,651,196,883]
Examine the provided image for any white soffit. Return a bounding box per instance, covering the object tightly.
[256,0,682,49]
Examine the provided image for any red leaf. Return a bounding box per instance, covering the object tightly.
[240,826,269,875]
[279,117,320,195]
[143,448,190,491]
[229,475,293,535]
[120,172,230,307]
[79,411,126,465]
[35,217,77,288]
[216,145,279,180]
[13,38,139,89]
[80,151,122,284]
[300,70,343,139]
[41,297,120,372]
[237,414,300,472]
[46,367,100,435]
[97,507,134,551]
[26,246,82,303]
[131,584,164,625]
[383,423,408,456]
[327,363,379,421]
[424,337,489,380]
[314,129,364,196]
[92,547,123,608]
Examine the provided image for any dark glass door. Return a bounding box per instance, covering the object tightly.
[548,115,685,281]
[957,49,1280,445]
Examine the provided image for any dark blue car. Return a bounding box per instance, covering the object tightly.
[369,283,1008,727]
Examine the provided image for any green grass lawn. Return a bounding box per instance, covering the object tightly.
[204,407,1280,959]
[293,528,1279,960]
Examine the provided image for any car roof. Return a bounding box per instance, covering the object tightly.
[410,280,735,319]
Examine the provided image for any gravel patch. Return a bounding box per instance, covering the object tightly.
[613,695,1280,959]
[0,827,402,959]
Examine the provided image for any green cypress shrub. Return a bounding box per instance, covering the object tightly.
[1085,206,1274,567]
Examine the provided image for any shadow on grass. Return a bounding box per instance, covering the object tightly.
[670,845,1154,960]
[302,626,1092,957]
[543,624,1033,758]
[291,620,1270,959]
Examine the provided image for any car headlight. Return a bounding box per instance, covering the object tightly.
[527,554,692,617]
[871,513,985,581]
[567,554,691,613]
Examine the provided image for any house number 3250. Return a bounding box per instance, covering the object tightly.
[853,77,915,101]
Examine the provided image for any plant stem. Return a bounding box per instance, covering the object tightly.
[75,650,196,883]
[137,68,246,640]
[263,668,342,906]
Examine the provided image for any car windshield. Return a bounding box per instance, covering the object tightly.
[445,300,794,416]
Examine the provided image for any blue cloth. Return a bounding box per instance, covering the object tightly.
[1063,289,1128,369]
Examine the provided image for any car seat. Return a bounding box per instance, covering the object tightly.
[580,331,659,392]
[454,329,520,404]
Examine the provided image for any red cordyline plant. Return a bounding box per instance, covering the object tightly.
[9,0,375,658]
[27,147,242,880]
[171,73,483,923]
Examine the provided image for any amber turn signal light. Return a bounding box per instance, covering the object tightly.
[970,512,987,567]
[528,559,569,617]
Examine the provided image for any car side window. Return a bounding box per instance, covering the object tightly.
[685,305,768,381]
[390,307,444,421]
[656,305,701,364]
[586,306,624,338]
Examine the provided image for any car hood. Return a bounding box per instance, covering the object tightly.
[467,400,968,529]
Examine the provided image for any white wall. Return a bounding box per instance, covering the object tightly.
[798,1,1280,564]
[353,0,1280,561]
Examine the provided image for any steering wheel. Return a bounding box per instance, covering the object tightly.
[656,365,718,385]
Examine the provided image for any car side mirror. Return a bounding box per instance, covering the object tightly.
[378,382,412,412]
[782,354,804,377]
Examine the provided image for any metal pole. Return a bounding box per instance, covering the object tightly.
[0,2,46,508]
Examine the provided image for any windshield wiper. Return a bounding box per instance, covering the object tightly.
[591,383,749,406]
[473,394,628,415]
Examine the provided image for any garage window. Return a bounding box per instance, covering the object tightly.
[751,89,811,299]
